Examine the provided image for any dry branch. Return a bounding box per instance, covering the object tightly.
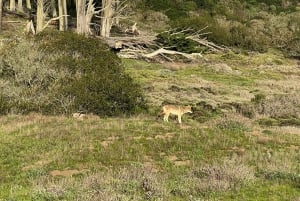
[143,48,202,59]
[103,27,227,62]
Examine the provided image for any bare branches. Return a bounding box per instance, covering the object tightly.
[103,27,227,62]
[42,15,69,31]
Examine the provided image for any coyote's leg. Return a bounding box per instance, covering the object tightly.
[163,113,169,122]
[178,115,182,124]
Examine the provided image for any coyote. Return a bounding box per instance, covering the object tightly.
[161,105,193,124]
[72,112,86,120]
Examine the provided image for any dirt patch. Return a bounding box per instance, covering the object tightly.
[100,136,120,147]
[287,145,299,150]
[163,62,196,70]
[167,155,178,162]
[133,136,143,140]
[174,160,191,166]
[228,146,246,155]
[22,160,52,171]
[257,136,273,144]
[49,169,86,177]
[250,130,262,136]
[166,155,191,166]
[154,133,175,140]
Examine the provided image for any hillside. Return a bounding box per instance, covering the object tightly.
[0,51,300,200]
[0,2,300,201]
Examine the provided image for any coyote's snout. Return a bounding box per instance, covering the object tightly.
[161,105,192,124]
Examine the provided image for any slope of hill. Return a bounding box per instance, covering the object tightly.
[0,51,299,200]
[0,4,300,201]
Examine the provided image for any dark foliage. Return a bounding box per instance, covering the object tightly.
[0,31,147,116]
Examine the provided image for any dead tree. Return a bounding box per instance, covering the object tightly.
[76,0,100,35]
[100,0,113,37]
[58,0,68,31]
[36,0,44,33]
[10,0,15,11]
[103,28,227,62]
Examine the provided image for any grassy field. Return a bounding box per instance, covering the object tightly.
[0,51,299,200]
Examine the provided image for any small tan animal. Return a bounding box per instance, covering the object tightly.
[72,112,86,120]
[162,105,193,124]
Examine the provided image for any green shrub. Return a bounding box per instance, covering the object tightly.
[0,31,147,115]
[144,0,188,20]
[283,37,300,58]
[171,15,231,46]
[258,94,300,118]
[171,15,268,52]
[251,93,266,104]
[0,94,10,115]
[156,32,206,53]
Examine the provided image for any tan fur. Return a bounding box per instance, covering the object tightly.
[72,113,86,120]
[162,105,192,124]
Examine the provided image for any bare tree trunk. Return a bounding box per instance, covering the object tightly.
[101,0,113,37]
[76,0,86,34]
[25,20,35,34]
[10,0,16,11]
[17,0,23,12]
[114,0,120,25]
[26,0,31,10]
[0,0,2,31]
[36,0,44,33]
[76,0,96,35]
[58,0,67,30]
[51,0,57,17]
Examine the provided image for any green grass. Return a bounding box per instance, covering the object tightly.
[0,112,299,200]
[218,181,300,201]
[0,46,300,200]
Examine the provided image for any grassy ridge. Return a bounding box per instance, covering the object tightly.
[1,52,300,200]
[0,113,299,199]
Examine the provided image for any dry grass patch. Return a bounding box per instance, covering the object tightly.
[258,93,300,118]
[32,166,168,201]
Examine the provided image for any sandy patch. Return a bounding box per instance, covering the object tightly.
[49,169,87,177]
[22,160,52,171]
[154,133,175,140]
[174,160,191,166]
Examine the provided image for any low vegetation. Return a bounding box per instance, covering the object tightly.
[0,50,300,200]
[0,31,146,116]
[0,2,300,200]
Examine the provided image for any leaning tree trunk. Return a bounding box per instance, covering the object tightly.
[36,0,44,33]
[58,0,68,31]
[10,0,16,11]
[100,0,113,37]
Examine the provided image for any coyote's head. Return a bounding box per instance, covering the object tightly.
[184,106,193,113]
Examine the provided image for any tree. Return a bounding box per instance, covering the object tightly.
[76,0,99,35]
[17,0,23,12]
[10,0,16,11]
[26,0,31,10]
[58,0,68,31]
[100,0,113,37]
[36,0,44,33]
[0,0,2,31]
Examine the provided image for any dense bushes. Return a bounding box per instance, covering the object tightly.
[0,31,146,116]
[171,15,268,52]
[136,0,300,53]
